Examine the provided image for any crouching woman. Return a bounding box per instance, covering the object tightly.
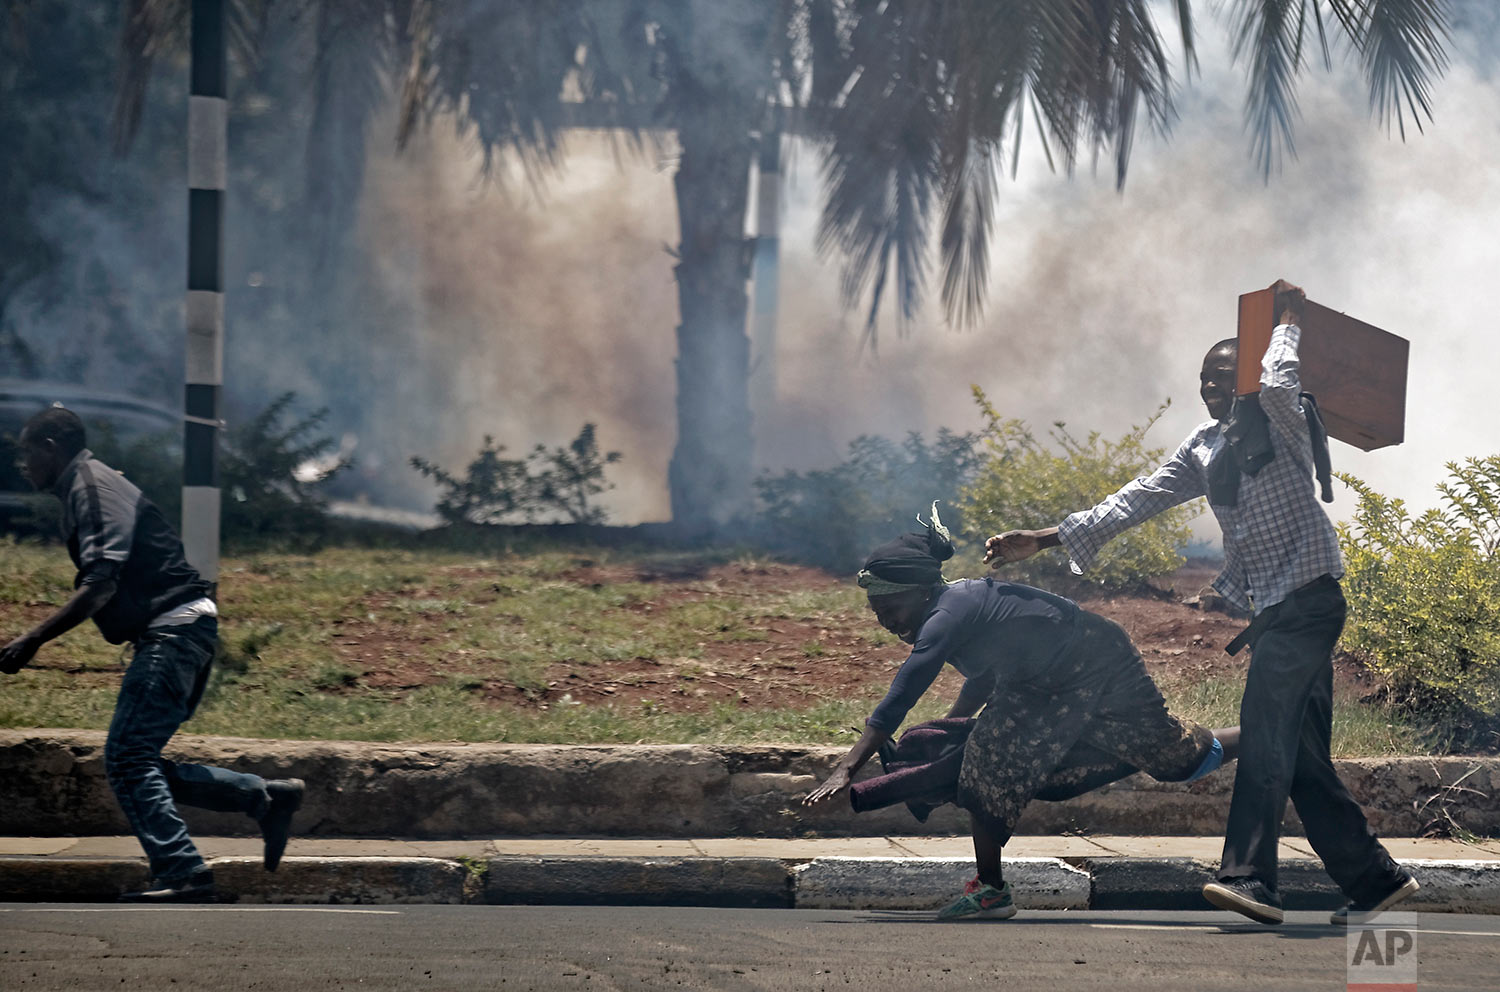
[804,506,1236,920]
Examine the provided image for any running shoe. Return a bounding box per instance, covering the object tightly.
[937,878,1016,921]
[1202,877,1284,925]
[119,868,216,903]
[1330,872,1420,926]
[260,778,305,872]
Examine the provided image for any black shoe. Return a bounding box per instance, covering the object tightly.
[119,868,216,903]
[259,778,305,872]
[1330,872,1420,926]
[1202,877,1284,924]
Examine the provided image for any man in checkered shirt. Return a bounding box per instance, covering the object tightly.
[985,281,1417,927]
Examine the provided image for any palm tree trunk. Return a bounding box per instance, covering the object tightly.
[666,75,758,533]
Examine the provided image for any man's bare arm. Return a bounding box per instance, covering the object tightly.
[0,580,116,674]
[983,527,1062,568]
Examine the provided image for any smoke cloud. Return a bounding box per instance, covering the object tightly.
[7,4,1496,537]
[341,14,1497,535]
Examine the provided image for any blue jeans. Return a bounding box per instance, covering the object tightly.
[105,616,270,880]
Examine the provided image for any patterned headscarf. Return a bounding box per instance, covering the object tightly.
[856,501,954,596]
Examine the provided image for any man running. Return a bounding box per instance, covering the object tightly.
[2,406,304,903]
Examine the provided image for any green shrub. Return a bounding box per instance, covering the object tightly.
[958,386,1200,591]
[753,429,983,572]
[220,393,347,548]
[1338,459,1500,743]
[412,423,622,526]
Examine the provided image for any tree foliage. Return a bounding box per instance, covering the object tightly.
[753,428,983,571]
[102,0,1456,340]
[1,1,1457,531]
[1338,458,1500,742]
[0,1,161,357]
[412,424,623,526]
[958,386,1199,591]
[815,0,1452,336]
[219,392,349,545]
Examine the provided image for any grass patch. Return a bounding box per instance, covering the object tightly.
[0,542,1441,752]
[308,661,361,691]
[1161,677,1427,758]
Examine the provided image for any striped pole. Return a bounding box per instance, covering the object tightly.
[183,0,225,583]
[749,123,781,462]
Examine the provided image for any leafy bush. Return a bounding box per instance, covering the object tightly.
[1338,458,1500,746]
[413,423,622,526]
[753,429,983,572]
[958,386,1200,591]
[220,393,347,546]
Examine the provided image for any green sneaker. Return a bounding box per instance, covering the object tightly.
[937,878,1017,921]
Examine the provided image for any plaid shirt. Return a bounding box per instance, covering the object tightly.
[1058,325,1342,615]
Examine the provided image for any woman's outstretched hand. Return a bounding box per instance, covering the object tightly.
[803,766,852,805]
[805,717,887,806]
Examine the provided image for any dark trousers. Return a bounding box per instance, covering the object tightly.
[105,617,271,880]
[1217,576,1402,902]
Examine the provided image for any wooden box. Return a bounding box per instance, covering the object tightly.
[1236,287,1408,451]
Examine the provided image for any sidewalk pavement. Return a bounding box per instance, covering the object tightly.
[4,835,1499,913]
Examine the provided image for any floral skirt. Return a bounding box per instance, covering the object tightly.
[955,611,1213,841]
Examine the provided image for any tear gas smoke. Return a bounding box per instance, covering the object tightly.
[6,6,1497,540]
[340,20,1497,537]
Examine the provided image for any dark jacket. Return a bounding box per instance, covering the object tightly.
[55,450,211,644]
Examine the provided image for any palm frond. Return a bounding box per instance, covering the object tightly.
[815,0,944,346]
[395,0,434,148]
[819,0,1190,330]
[397,0,673,186]
[111,0,267,154]
[1228,0,1309,178]
[937,135,996,330]
[802,0,848,109]
[1099,0,1178,186]
[1356,0,1450,140]
[1229,0,1449,176]
[1173,0,1199,75]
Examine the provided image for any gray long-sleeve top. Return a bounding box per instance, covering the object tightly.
[865,577,1079,733]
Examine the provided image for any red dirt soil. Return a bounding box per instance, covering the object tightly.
[325,558,1377,715]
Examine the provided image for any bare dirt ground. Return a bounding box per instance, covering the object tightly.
[8,551,1378,721]
[325,557,1374,715]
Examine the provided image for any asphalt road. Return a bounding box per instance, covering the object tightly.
[2,905,1496,991]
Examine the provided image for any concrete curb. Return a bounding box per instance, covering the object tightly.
[1399,860,1500,914]
[4,856,1498,913]
[6,731,1497,839]
[484,856,793,908]
[216,857,469,905]
[793,857,1090,910]
[1081,857,1347,910]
